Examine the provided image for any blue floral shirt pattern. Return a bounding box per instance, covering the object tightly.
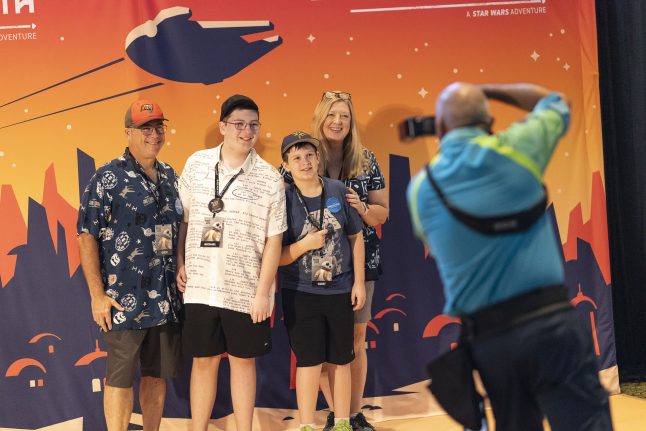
[77,149,183,330]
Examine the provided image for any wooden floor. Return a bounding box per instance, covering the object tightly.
[55,392,640,431]
[370,394,646,431]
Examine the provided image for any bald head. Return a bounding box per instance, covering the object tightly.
[435,82,492,137]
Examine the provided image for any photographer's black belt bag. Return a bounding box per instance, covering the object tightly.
[427,285,571,430]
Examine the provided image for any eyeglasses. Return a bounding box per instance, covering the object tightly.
[135,124,167,136]
[322,91,351,101]
[223,121,261,132]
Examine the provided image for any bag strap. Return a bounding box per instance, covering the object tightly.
[425,164,547,235]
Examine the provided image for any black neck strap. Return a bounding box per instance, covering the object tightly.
[425,164,547,235]
[294,177,326,230]
[125,148,166,222]
[215,162,243,200]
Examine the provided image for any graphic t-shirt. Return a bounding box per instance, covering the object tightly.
[279,148,386,280]
[278,177,363,295]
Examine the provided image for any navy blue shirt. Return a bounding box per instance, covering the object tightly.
[280,148,385,280]
[77,149,183,330]
[278,177,363,295]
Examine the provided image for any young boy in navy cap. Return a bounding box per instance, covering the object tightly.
[278,131,366,431]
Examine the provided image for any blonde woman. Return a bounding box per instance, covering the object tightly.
[310,91,389,431]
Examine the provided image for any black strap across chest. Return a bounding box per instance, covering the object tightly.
[425,164,547,235]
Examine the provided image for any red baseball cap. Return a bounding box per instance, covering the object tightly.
[124,100,168,127]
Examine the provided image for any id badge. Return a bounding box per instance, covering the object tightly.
[201,217,224,247]
[312,254,336,286]
[154,224,173,256]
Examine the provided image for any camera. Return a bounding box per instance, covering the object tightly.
[398,116,436,141]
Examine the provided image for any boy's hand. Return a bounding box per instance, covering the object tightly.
[176,264,187,293]
[351,282,366,311]
[303,229,327,251]
[251,293,270,323]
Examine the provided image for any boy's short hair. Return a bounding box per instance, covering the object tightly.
[220,94,259,121]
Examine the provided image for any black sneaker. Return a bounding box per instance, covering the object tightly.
[322,411,335,431]
[350,412,376,431]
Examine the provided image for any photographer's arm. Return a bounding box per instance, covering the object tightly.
[480,83,570,112]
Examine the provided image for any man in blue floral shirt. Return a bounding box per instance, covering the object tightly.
[77,100,183,431]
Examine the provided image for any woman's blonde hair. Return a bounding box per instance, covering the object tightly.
[312,93,365,179]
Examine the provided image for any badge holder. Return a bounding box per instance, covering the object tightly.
[312,252,336,286]
[201,217,225,247]
[154,224,173,256]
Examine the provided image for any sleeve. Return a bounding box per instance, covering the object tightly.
[343,185,364,236]
[406,170,429,243]
[178,157,193,223]
[365,149,386,191]
[281,189,295,246]
[496,92,570,175]
[76,171,109,239]
[278,164,294,184]
[267,176,288,237]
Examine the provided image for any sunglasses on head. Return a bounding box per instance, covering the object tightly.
[322,91,351,101]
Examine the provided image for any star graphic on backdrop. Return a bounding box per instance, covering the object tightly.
[418,87,429,98]
[307,34,316,43]
[530,50,540,61]
[563,62,571,71]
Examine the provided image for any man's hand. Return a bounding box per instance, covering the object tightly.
[92,294,124,332]
[176,263,187,293]
[303,229,327,251]
[251,293,270,324]
[351,282,366,311]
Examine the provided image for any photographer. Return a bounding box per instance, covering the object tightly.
[406,82,612,431]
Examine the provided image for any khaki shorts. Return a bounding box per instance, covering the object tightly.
[103,322,182,388]
[354,281,375,323]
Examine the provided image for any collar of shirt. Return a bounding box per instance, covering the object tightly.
[439,127,488,149]
[122,147,165,184]
[213,143,257,176]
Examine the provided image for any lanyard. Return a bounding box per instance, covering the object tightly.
[209,162,243,214]
[294,178,326,230]
[125,148,167,223]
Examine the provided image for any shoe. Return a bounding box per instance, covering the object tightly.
[350,412,376,431]
[322,411,335,431]
[332,419,353,431]
[300,426,315,431]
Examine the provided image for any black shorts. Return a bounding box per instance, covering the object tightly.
[281,289,355,367]
[183,303,271,358]
[103,322,182,388]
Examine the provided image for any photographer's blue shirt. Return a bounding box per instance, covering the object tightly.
[77,149,183,330]
[406,93,570,315]
[278,177,363,295]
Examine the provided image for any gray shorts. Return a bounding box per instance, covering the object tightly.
[354,281,375,323]
[103,322,182,388]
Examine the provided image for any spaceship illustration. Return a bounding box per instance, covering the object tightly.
[125,6,282,84]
